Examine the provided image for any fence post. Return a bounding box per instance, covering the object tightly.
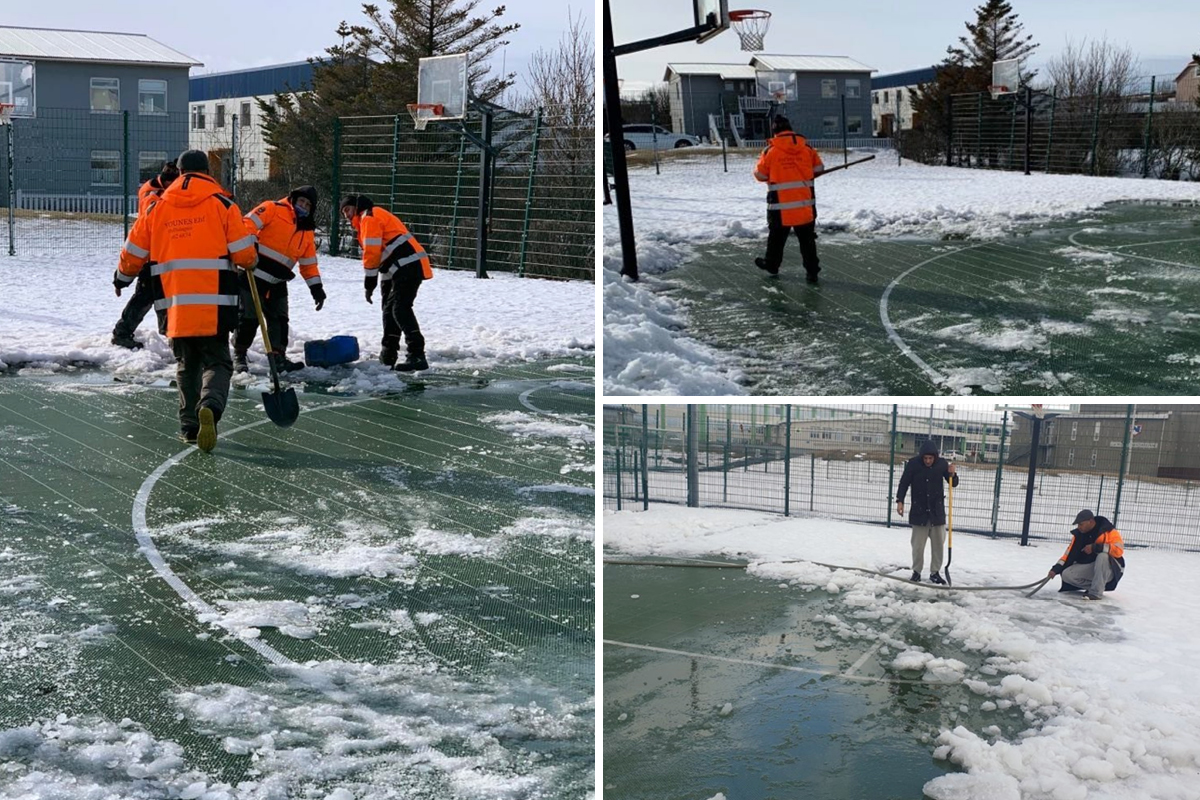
[783,405,792,516]
[1141,75,1156,179]
[946,95,954,167]
[641,405,650,511]
[329,117,342,256]
[230,115,239,200]
[650,100,660,176]
[887,404,898,527]
[447,133,467,269]
[1098,473,1105,511]
[1044,89,1057,174]
[1023,85,1033,176]
[122,110,130,240]
[517,109,543,278]
[976,92,983,167]
[686,404,699,507]
[1089,85,1102,176]
[5,121,13,256]
[992,409,1008,534]
[841,94,848,164]
[615,447,623,511]
[1020,414,1044,546]
[388,113,401,210]
[1113,404,1134,525]
[722,135,727,173]
[809,453,815,511]
[474,107,494,279]
[724,411,731,503]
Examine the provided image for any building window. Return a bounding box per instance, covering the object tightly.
[873,93,879,105]
[240,101,251,127]
[138,79,167,114]
[821,79,837,98]
[845,78,861,98]
[215,104,225,128]
[884,90,890,103]
[847,116,863,134]
[1071,421,1078,441]
[138,151,167,184]
[90,150,120,185]
[724,81,734,91]
[192,105,205,129]
[1090,450,1098,467]
[90,78,119,113]
[1093,421,1101,442]
[823,115,839,134]
[1068,449,1075,466]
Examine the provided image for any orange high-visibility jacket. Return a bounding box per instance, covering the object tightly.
[117,172,257,338]
[137,174,172,217]
[352,207,432,280]
[243,198,321,288]
[1056,523,1126,570]
[754,132,825,226]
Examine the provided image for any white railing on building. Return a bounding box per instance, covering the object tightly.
[16,191,139,215]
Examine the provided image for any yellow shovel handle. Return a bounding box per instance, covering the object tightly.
[245,268,273,354]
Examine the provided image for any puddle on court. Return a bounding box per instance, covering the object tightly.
[604,561,1055,800]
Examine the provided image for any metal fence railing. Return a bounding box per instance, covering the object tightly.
[604,403,1200,553]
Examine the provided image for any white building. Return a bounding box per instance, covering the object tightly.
[869,66,936,136]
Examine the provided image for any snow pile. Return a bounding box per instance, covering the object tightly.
[603,155,1200,394]
[201,599,322,640]
[0,221,593,389]
[483,411,595,447]
[606,504,1200,800]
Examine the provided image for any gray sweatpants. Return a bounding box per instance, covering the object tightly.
[1061,556,1119,598]
[911,525,946,575]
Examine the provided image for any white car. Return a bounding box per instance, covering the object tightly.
[619,124,701,151]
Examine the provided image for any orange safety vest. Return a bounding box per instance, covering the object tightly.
[1057,526,1125,566]
[243,198,321,288]
[117,172,257,338]
[353,207,432,281]
[754,132,824,226]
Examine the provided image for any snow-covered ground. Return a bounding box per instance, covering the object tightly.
[605,504,1200,800]
[1,218,594,390]
[603,154,1200,395]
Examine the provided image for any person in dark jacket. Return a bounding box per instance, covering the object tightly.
[1048,509,1125,600]
[895,440,959,583]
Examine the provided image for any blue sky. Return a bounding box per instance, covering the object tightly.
[609,0,1196,91]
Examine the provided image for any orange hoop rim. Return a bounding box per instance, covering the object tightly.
[729,8,771,20]
[0,103,14,125]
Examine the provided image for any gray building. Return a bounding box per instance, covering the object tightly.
[0,25,199,209]
[664,54,875,146]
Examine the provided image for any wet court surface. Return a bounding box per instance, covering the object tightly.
[0,365,594,798]
[668,202,1200,395]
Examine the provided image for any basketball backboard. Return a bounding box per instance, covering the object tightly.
[695,0,730,43]
[756,70,796,103]
[991,58,1020,95]
[416,52,469,121]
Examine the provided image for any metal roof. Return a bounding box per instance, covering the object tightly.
[0,25,201,67]
[663,63,759,81]
[871,67,939,90]
[751,54,875,73]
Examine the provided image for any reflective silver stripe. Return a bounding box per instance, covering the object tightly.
[258,243,296,267]
[151,258,236,276]
[247,213,265,230]
[252,271,285,284]
[381,233,414,259]
[768,199,816,210]
[123,240,150,258]
[753,171,769,181]
[768,180,814,190]
[228,234,256,253]
[305,275,322,286]
[364,267,380,277]
[115,270,136,284]
[363,237,383,246]
[394,251,427,267]
[298,256,318,266]
[154,294,240,310]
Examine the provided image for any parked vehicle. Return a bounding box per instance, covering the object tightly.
[616,124,701,151]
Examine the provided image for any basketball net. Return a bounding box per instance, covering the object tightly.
[0,104,14,126]
[407,103,444,131]
[1032,404,1044,420]
[729,10,771,52]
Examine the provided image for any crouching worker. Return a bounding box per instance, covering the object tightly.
[339,194,432,371]
[114,150,257,452]
[234,185,325,373]
[1048,509,1126,600]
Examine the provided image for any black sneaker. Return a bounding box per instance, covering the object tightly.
[394,354,429,372]
[929,572,946,585]
[271,353,305,373]
[112,333,143,350]
[233,350,249,373]
[379,347,398,368]
[805,268,820,284]
[911,571,921,582]
[755,257,779,275]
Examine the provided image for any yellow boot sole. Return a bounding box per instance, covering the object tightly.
[197,406,217,453]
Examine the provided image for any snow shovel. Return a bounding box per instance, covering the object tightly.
[245,269,299,427]
[945,473,954,587]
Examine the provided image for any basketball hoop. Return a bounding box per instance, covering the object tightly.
[729,9,771,52]
[0,104,14,126]
[407,103,444,131]
[988,85,1010,101]
[1031,403,1044,420]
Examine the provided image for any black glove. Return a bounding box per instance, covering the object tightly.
[364,275,377,304]
[310,283,326,311]
[113,271,127,296]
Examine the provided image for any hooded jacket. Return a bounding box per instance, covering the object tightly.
[243,195,321,288]
[1051,515,1126,590]
[895,441,960,527]
[350,199,432,281]
[137,173,176,217]
[753,131,824,226]
[117,172,256,338]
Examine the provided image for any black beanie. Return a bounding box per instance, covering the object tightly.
[772,115,792,134]
[339,194,359,211]
[176,149,209,174]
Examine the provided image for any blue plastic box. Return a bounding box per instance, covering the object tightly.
[304,335,360,367]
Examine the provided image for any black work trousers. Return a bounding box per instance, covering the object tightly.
[113,269,155,338]
[171,334,232,435]
[234,277,289,354]
[763,220,820,275]
[380,263,426,357]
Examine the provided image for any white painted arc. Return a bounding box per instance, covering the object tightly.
[1065,231,1200,270]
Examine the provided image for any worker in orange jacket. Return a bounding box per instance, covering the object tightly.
[115,150,257,452]
[753,116,825,282]
[340,194,432,371]
[1048,509,1126,600]
[111,158,180,349]
[234,186,325,373]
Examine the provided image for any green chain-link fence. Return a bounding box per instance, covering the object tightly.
[604,403,1200,552]
[332,109,592,280]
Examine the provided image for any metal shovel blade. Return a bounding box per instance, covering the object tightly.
[262,386,300,427]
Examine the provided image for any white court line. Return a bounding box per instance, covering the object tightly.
[518,383,595,425]
[878,244,989,388]
[842,621,903,677]
[604,639,949,686]
[1067,230,1200,270]
[1103,236,1200,251]
[132,396,378,669]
